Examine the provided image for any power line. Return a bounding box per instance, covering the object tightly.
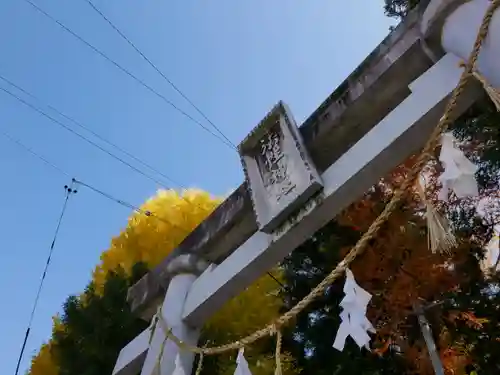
[0,129,72,178]
[83,0,235,149]
[0,74,185,189]
[0,75,220,212]
[14,182,76,375]
[0,128,217,236]
[21,0,236,150]
[266,271,288,291]
[0,129,202,232]
[0,84,173,188]
[73,178,192,231]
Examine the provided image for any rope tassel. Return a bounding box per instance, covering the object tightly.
[417,175,457,254]
[272,326,283,375]
[195,353,204,375]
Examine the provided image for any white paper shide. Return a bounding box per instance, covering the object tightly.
[333,269,375,352]
[438,133,478,201]
[481,225,500,273]
[234,348,252,375]
[172,353,186,375]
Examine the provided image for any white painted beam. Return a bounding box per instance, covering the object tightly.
[182,53,465,326]
[112,327,151,375]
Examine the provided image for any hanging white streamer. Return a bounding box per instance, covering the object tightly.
[333,269,375,352]
[172,353,187,375]
[477,198,500,274]
[438,133,478,201]
[481,225,500,274]
[234,348,252,375]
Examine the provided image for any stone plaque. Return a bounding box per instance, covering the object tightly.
[238,101,323,233]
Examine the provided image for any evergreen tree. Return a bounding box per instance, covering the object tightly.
[52,264,149,375]
[440,257,500,374]
[383,0,422,19]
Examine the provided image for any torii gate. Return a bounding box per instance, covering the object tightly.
[112,1,500,374]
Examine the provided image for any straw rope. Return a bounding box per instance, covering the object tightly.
[273,326,283,375]
[153,0,500,356]
[416,175,457,253]
[194,353,204,375]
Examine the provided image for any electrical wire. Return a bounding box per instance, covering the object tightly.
[266,271,287,291]
[0,129,197,232]
[83,0,235,149]
[21,0,236,150]
[0,73,184,188]
[0,76,219,212]
[14,182,75,375]
[73,178,193,231]
[0,84,172,188]
[0,129,72,178]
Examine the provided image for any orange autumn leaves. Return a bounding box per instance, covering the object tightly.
[336,160,475,374]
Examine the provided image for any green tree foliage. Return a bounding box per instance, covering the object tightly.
[383,0,422,19]
[53,264,149,375]
[440,261,500,374]
[443,100,500,374]
[451,102,500,191]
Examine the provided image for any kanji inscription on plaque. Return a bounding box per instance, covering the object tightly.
[257,125,295,201]
[238,101,323,233]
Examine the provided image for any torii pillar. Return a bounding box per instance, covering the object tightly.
[113,255,208,375]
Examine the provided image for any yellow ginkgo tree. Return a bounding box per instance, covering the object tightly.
[28,188,296,375]
[92,188,222,290]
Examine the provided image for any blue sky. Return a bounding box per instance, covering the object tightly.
[0,1,394,373]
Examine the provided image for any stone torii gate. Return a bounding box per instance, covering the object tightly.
[113,1,500,374]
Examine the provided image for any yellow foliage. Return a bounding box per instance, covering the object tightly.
[204,270,284,342]
[51,315,64,335]
[202,271,300,375]
[92,189,221,291]
[28,342,59,375]
[30,189,219,375]
[29,189,298,375]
